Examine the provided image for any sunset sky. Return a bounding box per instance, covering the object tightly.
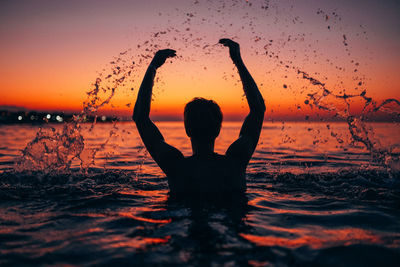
[0,0,399,120]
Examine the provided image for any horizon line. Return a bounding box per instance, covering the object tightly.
[1,108,399,123]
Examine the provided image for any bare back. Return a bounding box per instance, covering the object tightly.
[167,153,246,194]
[133,39,265,196]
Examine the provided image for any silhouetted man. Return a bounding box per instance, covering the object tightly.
[133,38,265,194]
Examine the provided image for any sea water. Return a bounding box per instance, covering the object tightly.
[0,122,399,266]
[1,1,400,265]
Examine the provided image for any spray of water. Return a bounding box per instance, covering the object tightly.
[14,0,400,173]
[299,69,400,170]
[14,54,135,172]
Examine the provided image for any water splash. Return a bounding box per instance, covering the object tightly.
[13,0,400,173]
[300,69,400,170]
[14,56,134,172]
[14,123,84,172]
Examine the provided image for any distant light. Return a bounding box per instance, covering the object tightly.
[46,114,51,119]
[30,115,35,120]
[56,115,63,122]
[101,115,106,121]
[18,116,22,121]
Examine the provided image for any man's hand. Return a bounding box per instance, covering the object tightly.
[150,49,176,69]
[219,38,241,62]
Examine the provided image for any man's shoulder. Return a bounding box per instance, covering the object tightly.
[182,153,232,164]
[183,152,227,159]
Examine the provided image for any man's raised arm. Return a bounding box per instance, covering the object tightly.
[220,39,266,165]
[133,49,183,176]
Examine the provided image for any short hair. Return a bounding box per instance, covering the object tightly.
[184,97,223,141]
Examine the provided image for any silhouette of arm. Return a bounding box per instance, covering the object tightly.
[220,39,266,166]
[133,49,183,176]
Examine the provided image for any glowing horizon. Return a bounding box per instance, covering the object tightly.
[0,0,399,121]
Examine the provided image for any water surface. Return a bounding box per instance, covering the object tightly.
[0,122,399,266]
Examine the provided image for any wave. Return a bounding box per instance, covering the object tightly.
[1,169,398,203]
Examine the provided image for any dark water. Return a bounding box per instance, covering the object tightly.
[1,0,399,265]
[0,122,399,266]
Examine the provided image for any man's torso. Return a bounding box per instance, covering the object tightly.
[167,153,246,194]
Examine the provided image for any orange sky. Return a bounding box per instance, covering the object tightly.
[0,0,399,120]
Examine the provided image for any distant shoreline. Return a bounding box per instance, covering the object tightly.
[1,109,399,124]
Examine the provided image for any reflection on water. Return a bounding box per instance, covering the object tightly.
[2,121,399,173]
[0,122,399,266]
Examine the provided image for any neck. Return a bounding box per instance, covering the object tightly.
[191,138,215,156]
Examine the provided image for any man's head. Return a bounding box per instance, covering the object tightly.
[184,97,223,141]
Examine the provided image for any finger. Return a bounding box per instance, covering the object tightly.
[219,38,230,45]
[219,38,236,48]
[161,49,177,57]
[166,49,177,57]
